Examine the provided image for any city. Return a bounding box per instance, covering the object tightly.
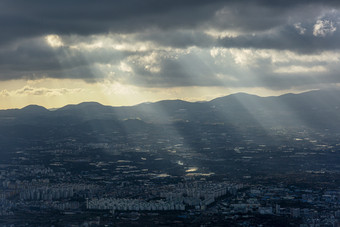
[1,101,340,226]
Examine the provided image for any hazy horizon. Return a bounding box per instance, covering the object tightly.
[1,88,318,111]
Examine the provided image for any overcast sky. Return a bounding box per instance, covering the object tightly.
[1,0,340,109]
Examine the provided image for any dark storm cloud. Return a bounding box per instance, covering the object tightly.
[119,44,340,89]
[128,55,340,90]
[0,0,339,45]
[0,0,223,45]
[137,30,215,49]
[129,56,221,87]
[0,37,133,81]
[218,25,340,53]
[1,0,340,89]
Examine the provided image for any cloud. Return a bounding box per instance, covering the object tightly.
[313,19,337,37]
[5,86,84,97]
[274,65,328,74]
[0,0,224,45]
[112,47,340,90]
[0,89,9,97]
[0,0,340,92]
[45,34,64,48]
[218,23,340,53]
[0,36,134,81]
[0,0,339,45]
[294,23,307,35]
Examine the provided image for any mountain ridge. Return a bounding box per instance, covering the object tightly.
[2,89,329,112]
[1,89,340,131]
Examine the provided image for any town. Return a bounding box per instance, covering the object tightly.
[1,124,340,226]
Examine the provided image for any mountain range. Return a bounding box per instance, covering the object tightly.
[1,89,340,136]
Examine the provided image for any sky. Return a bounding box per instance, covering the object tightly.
[1,0,340,109]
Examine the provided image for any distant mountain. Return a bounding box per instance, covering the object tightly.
[0,104,50,125]
[1,89,340,131]
[58,102,107,112]
[53,102,116,121]
[0,104,49,117]
[21,104,49,113]
[208,89,340,129]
